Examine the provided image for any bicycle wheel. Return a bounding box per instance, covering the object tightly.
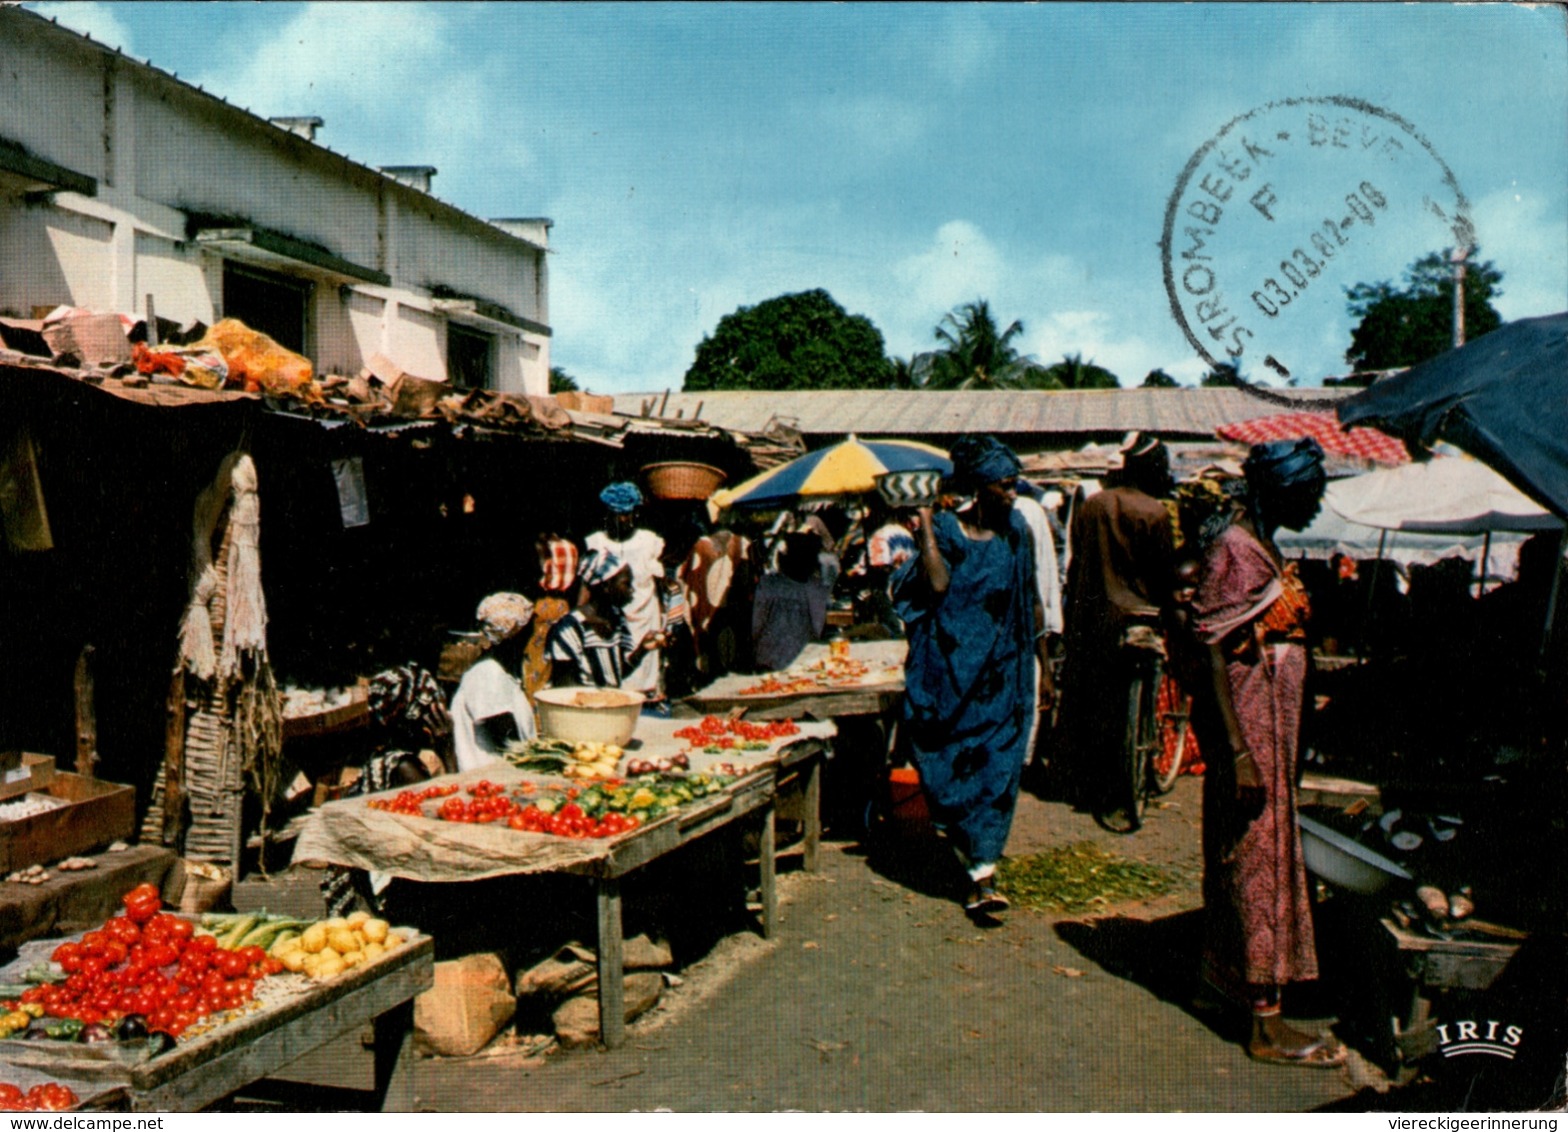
[1096,670,1155,834]
[1152,674,1192,795]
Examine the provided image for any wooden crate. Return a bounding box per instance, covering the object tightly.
[0,752,55,802]
[0,772,135,872]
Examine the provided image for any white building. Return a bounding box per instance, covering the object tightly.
[0,7,550,395]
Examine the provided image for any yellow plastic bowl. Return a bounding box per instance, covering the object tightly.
[533,686,643,746]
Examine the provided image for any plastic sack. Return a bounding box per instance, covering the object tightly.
[196,318,322,403]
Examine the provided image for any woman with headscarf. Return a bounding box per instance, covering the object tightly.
[521,534,579,700]
[892,435,1054,916]
[548,548,670,689]
[450,592,537,771]
[321,663,449,914]
[1187,437,1345,1068]
[586,482,666,705]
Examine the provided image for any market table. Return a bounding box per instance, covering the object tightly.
[0,929,434,1111]
[294,718,835,1048]
[681,639,906,722]
[0,846,182,954]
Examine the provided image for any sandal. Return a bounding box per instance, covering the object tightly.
[1247,1034,1348,1069]
[965,883,1009,915]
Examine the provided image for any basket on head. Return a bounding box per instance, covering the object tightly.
[875,469,944,510]
[642,462,727,501]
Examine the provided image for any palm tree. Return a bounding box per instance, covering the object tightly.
[927,300,1036,390]
[1043,351,1121,390]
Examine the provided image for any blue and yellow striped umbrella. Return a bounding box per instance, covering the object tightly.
[711,435,951,512]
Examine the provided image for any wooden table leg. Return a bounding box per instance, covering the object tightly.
[802,754,821,873]
[372,999,416,1112]
[596,876,625,1049]
[759,801,777,939]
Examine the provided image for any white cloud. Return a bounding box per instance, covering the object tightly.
[890,221,1008,328]
[183,3,531,176]
[29,1,134,52]
[1470,185,1568,321]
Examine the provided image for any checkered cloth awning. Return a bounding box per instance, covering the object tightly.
[1216,411,1409,465]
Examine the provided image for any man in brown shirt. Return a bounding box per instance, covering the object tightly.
[1057,433,1176,812]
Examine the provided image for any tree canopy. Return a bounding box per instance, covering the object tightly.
[549,366,579,393]
[925,300,1041,389]
[1039,352,1120,390]
[1201,362,1240,387]
[682,289,894,392]
[1141,368,1179,388]
[1344,249,1504,371]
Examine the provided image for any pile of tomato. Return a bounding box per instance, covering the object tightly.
[366,781,460,815]
[506,802,640,839]
[673,715,800,748]
[22,885,282,1038]
[0,1082,78,1112]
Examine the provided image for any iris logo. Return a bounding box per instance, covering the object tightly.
[1435,1020,1523,1060]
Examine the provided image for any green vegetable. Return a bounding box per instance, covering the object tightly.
[218,914,260,950]
[44,1018,84,1042]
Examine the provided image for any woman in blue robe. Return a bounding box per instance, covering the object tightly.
[893,435,1053,915]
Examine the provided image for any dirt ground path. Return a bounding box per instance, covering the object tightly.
[414,777,1371,1111]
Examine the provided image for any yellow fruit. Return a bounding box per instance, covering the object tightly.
[300,924,328,954]
[362,942,386,962]
[323,917,348,931]
[342,949,365,968]
[385,932,405,949]
[361,918,389,944]
[281,950,307,973]
[315,954,345,980]
[301,952,322,976]
[327,928,359,954]
[346,911,371,928]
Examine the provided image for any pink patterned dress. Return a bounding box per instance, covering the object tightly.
[1192,523,1318,995]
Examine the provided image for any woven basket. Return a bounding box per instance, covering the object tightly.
[643,462,727,501]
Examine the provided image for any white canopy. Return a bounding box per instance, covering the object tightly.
[1325,454,1563,534]
[1277,506,1528,579]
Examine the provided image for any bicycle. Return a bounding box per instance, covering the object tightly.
[1095,620,1196,833]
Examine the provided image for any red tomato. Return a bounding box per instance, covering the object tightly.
[190,933,218,953]
[217,951,249,979]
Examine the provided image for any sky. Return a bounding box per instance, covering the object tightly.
[29,1,1568,392]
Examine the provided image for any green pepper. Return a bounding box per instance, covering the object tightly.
[45,1018,84,1042]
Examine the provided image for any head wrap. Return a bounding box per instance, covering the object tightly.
[600,481,643,514]
[475,592,534,647]
[539,537,579,594]
[1243,437,1326,493]
[948,435,1021,492]
[578,546,628,589]
[367,664,450,737]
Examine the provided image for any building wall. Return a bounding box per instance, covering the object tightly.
[0,9,549,394]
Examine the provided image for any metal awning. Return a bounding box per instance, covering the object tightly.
[432,297,550,338]
[195,226,389,286]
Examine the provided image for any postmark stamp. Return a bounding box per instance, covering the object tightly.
[1160,96,1474,402]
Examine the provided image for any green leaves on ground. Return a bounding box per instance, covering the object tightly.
[996,842,1175,913]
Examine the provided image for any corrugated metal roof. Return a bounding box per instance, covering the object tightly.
[611,388,1355,441]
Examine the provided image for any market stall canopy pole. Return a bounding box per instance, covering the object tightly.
[710,435,951,513]
[1337,311,1568,518]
